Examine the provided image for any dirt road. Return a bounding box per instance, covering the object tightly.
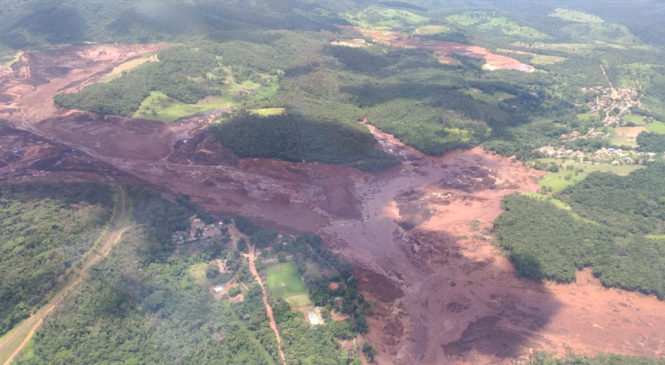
[245,243,287,365]
[0,187,128,365]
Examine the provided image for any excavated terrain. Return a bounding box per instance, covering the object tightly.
[1,45,665,365]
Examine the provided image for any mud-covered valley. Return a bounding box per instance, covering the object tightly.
[2,45,665,365]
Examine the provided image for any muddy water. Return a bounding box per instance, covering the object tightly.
[323,124,550,364]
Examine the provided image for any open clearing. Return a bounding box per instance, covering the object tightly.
[265,262,308,299]
[622,114,645,125]
[538,159,643,193]
[349,26,535,72]
[98,53,158,83]
[132,68,278,122]
[413,25,450,35]
[611,126,646,147]
[646,121,665,134]
[133,92,234,122]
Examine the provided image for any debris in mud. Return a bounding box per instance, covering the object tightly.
[439,165,496,192]
[353,267,404,303]
[169,131,238,166]
[396,190,432,228]
[442,316,532,359]
[408,230,461,266]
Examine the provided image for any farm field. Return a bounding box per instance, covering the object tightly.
[133,92,233,122]
[646,121,665,134]
[537,159,642,193]
[265,262,310,305]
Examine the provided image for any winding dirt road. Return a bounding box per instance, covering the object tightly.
[0,187,129,365]
[245,243,287,365]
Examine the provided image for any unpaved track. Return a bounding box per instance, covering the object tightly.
[0,187,128,365]
[245,243,287,365]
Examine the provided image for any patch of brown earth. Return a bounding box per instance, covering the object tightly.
[330,125,665,364]
[347,27,534,72]
[0,43,168,123]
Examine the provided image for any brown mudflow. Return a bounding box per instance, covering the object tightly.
[1,45,665,364]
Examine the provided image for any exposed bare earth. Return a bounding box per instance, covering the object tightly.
[348,27,535,72]
[1,45,665,364]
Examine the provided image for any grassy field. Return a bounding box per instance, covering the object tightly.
[265,262,308,299]
[284,294,312,307]
[622,114,645,125]
[521,192,596,223]
[531,54,567,65]
[413,25,450,35]
[549,8,604,23]
[646,121,665,134]
[538,160,643,193]
[250,108,286,116]
[99,54,158,83]
[521,192,572,210]
[464,89,515,105]
[133,92,232,122]
[344,6,428,30]
[189,263,209,286]
[133,66,278,122]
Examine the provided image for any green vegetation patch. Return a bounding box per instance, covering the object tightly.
[0,182,114,337]
[549,8,605,24]
[98,54,157,83]
[211,111,399,171]
[637,132,665,152]
[496,165,665,298]
[344,6,428,30]
[530,54,567,65]
[529,351,665,365]
[464,89,515,105]
[646,121,665,134]
[446,11,549,39]
[15,185,356,363]
[266,262,308,298]
[0,50,21,68]
[133,92,233,122]
[413,25,450,35]
[56,43,279,121]
[622,114,645,125]
[538,160,642,193]
[366,98,492,155]
[283,294,312,307]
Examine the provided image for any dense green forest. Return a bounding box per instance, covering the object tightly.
[494,164,665,298]
[211,111,398,171]
[528,351,665,365]
[0,182,114,337]
[14,188,364,363]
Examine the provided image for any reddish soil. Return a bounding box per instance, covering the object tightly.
[348,27,535,73]
[2,45,665,365]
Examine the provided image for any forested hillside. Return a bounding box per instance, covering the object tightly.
[0,182,114,337]
[13,187,368,363]
[494,165,665,298]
